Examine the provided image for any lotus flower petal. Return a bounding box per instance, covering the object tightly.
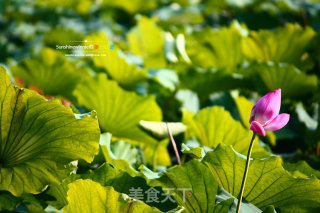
[264,113,290,131]
[249,89,281,125]
[250,121,266,136]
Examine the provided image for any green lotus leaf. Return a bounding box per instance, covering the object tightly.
[0,66,100,196]
[150,159,220,212]
[181,143,204,159]
[139,121,186,139]
[99,133,140,177]
[127,16,166,68]
[186,22,245,70]
[150,158,266,212]
[284,160,320,179]
[110,140,139,168]
[62,179,162,213]
[182,106,267,156]
[46,174,79,209]
[203,144,320,212]
[242,24,315,69]
[73,73,162,149]
[142,138,171,167]
[295,102,318,131]
[20,194,46,212]
[10,48,89,100]
[82,163,177,212]
[249,62,318,99]
[0,191,20,211]
[215,189,275,213]
[84,33,147,88]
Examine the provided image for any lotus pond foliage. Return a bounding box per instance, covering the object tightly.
[0,0,320,212]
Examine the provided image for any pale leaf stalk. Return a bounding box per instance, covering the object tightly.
[236,132,256,213]
[166,122,181,165]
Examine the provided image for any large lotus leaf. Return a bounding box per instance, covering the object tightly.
[182,106,266,156]
[234,96,276,146]
[242,24,315,69]
[284,160,320,179]
[128,16,164,56]
[0,191,20,211]
[186,22,245,70]
[142,139,171,167]
[62,179,162,213]
[20,194,46,212]
[46,174,79,209]
[84,33,147,87]
[215,189,276,213]
[150,159,265,212]
[150,159,219,212]
[47,164,175,212]
[249,62,318,99]
[0,67,100,196]
[73,73,162,149]
[127,16,166,68]
[82,164,177,212]
[10,48,88,99]
[203,144,320,212]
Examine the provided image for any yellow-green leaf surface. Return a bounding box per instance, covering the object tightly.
[62,179,161,213]
[203,144,320,212]
[139,121,186,138]
[183,106,266,156]
[85,33,147,87]
[242,24,315,68]
[284,161,320,179]
[11,48,88,99]
[0,192,20,211]
[73,73,162,148]
[127,16,166,68]
[186,22,245,70]
[150,159,220,212]
[0,66,100,196]
[150,159,263,212]
[99,133,139,177]
[82,164,177,212]
[250,62,318,99]
[46,174,79,209]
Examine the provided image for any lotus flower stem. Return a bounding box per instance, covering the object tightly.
[236,132,256,213]
[166,122,181,165]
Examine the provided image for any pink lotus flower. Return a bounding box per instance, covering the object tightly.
[249,89,290,136]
